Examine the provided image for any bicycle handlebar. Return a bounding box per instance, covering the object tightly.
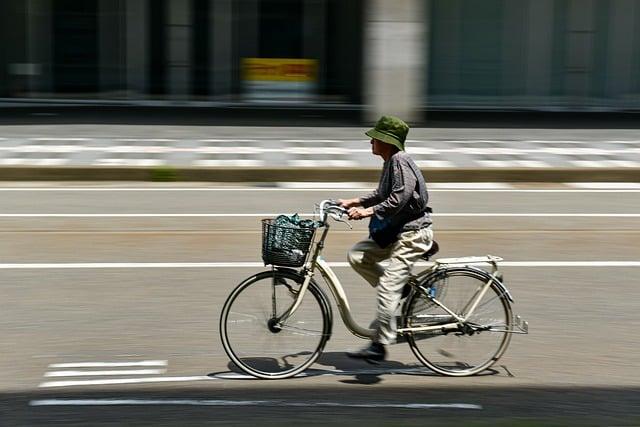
[319,199,348,225]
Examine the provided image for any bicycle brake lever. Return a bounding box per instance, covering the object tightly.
[334,215,352,229]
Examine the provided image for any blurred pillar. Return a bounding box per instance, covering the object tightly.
[235,0,260,96]
[26,0,53,95]
[211,0,232,98]
[167,0,192,98]
[363,0,426,123]
[607,0,636,105]
[303,0,325,99]
[99,0,124,97]
[126,0,147,97]
[525,0,554,101]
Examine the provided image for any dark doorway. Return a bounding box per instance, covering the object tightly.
[192,0,210,96]
[148,0,167,95]
[53,0,99,93]
[258,0,303,58]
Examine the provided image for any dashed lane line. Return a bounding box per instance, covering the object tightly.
[38,376,212,388]
[0,213,639,217]
[29,399,482,410]
[3,261,640,269]
[44,369,166,377]
[49,360,167,368]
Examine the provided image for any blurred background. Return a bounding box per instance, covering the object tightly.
[2,0,640,121]
[2,2,640,427]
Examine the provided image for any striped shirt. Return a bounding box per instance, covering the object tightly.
[360,151,432,231]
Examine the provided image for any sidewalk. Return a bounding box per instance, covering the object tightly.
[0,111,639,182]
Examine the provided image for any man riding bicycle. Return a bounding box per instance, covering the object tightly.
[338,115,434,362]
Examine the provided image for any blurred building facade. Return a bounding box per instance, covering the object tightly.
[1,0,640,121]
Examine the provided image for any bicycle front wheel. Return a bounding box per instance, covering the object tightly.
[220,269,332,379]
[404,267,513,376]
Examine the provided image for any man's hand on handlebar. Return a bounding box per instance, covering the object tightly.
[347,207,374,220]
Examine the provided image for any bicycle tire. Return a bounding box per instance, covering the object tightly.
[403,266,513,377]
[220,269,333,379]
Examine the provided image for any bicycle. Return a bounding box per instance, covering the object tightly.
[220,200,528,379]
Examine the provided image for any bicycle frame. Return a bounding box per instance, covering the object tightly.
[275,202,525,339]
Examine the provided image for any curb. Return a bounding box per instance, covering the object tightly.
[0,167,638,182]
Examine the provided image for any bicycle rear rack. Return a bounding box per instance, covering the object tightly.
[513,315,529,334]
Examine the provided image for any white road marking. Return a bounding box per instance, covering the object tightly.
[198,139,260,143]
[1,185,640,192]
[194,159,264,167]
[568,182,640,189]
[288,147,354,154]
[38,376,211,388]
[0,213,639,218]
[29,399,482,410]
[45,369,166,377]
[115,139,176,142]
[477,160,515,168]
[196,146,264,154]
[607,160,640,168]
[94,159,165,167]
[0,158,68,166]
[516,160,550,168]
[49,360,167,368]
[570,160,608,168]
[104,146,167,153]
[434,213,640,217]
[288,160,358,167]
[429,182,511,189]
[278,182,375,189]
[569,159,640,168]
[31,138,91,141]
[4,145,81,153]
[281,139,343,143]
[3,261,640,269]
[414,160,455,168]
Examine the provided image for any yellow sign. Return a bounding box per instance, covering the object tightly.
[243,58,317,82]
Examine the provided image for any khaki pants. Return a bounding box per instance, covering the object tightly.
[347,227,433,345]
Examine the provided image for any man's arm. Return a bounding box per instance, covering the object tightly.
[338,188,381,209]
[337,197,362,209]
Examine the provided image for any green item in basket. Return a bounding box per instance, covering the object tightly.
[269,214,318,254]
[274,213,320,229]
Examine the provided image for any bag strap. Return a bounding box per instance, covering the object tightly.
[406,159,430,212]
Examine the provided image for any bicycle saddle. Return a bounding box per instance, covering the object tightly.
[421,240,440,260]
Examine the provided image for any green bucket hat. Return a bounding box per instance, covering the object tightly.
[365,115,409,151]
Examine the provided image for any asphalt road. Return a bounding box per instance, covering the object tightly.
[1,182,640,426]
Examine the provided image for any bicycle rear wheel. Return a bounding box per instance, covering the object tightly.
[404,267,512,376]
[220,269,332,379]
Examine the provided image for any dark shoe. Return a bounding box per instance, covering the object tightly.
[346,342,387,363]
[401,283,412,299]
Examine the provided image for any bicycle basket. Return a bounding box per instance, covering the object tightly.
[261,218,317,267]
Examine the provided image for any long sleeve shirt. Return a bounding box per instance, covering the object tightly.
[360,151,432,231]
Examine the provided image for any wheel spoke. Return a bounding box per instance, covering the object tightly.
[406,268,512,376]
[221,271,330,379]
[278,323,325,336]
